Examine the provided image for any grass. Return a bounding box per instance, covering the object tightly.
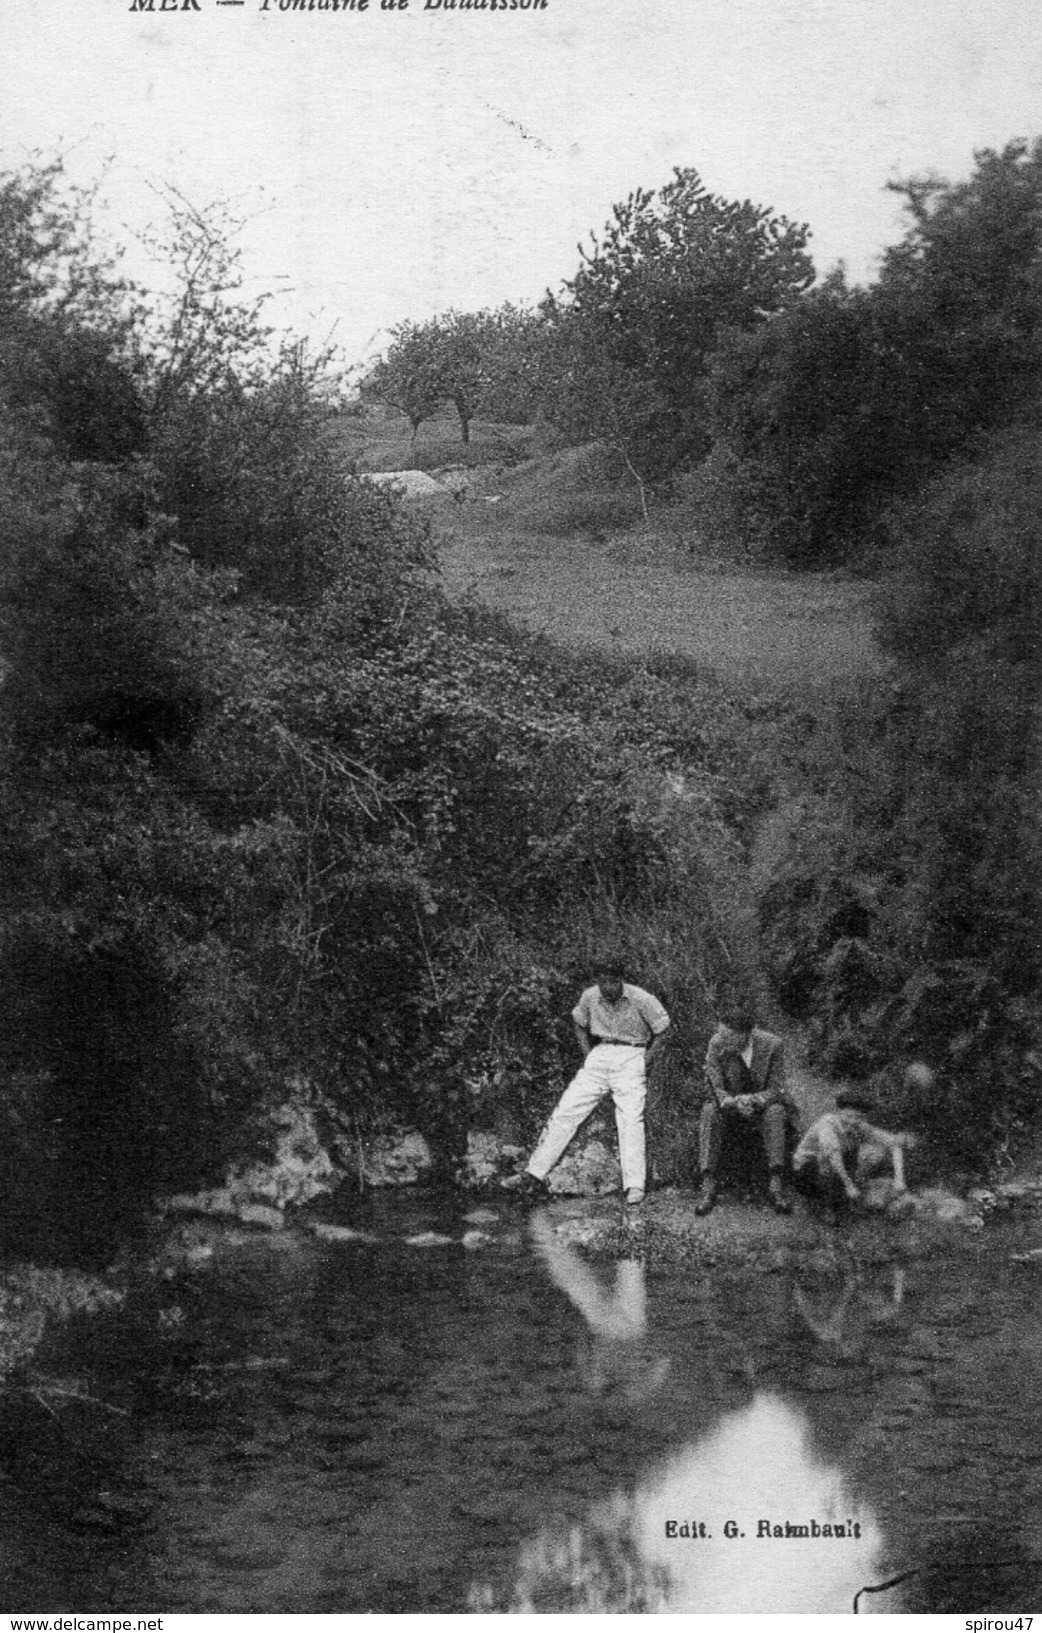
[437,528,885,692]
[326,406,538,473]
[330,408,886,693]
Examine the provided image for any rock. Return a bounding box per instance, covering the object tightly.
[551,1217,608,1250]
[883,1190,918,1222]
[162,1188,239,1221]
[309,1222,378,1244]
[860,1177,900,1212]
[226,1101,338,1210]
[858,1176,982,1229]
[171,1242,215,1270]
[235,1202,285,1231]
[157,1222,240,1275]
[404,1231,455,1248]
[458,1132,525,1188]
[365,469,452,503]
[546,1138,621,1197]
[351,1129,434,1187]
[994,1181,1042,1209]
[902,1187,983,1230]
[462,1229,494,1250]
[159,1099,338,1223]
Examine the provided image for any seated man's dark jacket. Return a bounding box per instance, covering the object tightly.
[703,1027,800,1123]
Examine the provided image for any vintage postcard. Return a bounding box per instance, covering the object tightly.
[1,0,1040,1618]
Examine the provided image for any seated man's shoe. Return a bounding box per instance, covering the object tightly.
[501,1170,548,1203]
[768,1173,793,1215]
[624,1187,645,1208]
[694,1176,717,1217]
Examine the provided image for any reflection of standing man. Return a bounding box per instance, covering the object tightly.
[529,1212,670,1401]
[504,957,670,1206]
[695,1006,798,1215]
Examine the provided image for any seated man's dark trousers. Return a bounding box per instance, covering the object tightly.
[697,1053,793,1213]
[699,1097,789,1174]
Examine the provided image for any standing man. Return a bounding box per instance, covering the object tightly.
[694,1005,798,1216]
[504,956,670,1207]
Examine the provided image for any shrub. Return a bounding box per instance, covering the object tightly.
[757,431,1042,1164]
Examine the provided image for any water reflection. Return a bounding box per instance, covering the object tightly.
[482,1388,888,1613]
[793,1265,906,1361]
[15,1205,1040,1614]
[477,1217,891,1613]
[633,1393,886,1612]
[529,1211,670,1401]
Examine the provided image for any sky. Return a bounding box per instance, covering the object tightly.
[4,0,1042,372]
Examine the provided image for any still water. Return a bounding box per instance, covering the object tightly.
[1,1195,1041,1613]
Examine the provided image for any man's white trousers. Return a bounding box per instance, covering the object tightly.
[528,1044,646,1192]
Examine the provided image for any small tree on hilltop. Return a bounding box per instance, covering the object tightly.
[548,167,814,476]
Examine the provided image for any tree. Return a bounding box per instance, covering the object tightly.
[474,302,548,425]
[707,271,912,562]
[757,427,1042,1155]
[545,167,814,478]
[878,139,1042,438]
[0,160,146,462]
[364,318,445,439]
[365,309,491,443]
[366,305,548,444]
[710,141,1042,564]
[138,193,426,604]
[427,309,486,444]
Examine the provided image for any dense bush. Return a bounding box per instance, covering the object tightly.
[539,169,813,490]
[757,431,1041,1164]
[0,162,766,1256]
[0,162,146,464]
[710,142,1042,564]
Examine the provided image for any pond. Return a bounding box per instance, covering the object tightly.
[1,1194,1041,1614]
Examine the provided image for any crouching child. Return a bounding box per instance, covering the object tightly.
[792,1091,917,1220]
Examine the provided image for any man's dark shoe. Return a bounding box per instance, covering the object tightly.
[768,1174,793,1215]
[501,1171,548,1203]
[694,1176,717,1217]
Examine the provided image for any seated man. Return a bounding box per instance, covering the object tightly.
[694,1006,799,1216]
[792,1090,915,1219]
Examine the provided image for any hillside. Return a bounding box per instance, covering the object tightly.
[331,408,886,693]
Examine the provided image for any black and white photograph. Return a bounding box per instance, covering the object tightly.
[0,0,1040,1616]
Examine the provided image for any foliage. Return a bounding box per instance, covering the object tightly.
[878,139,1042,434]
[757,431,1041,1163]
[0,161,145,462]
[365,305,545,443]
[0,162,766,1257]
[707,273,906,563]
[206,599,756,1156]
[711,141,1042,563]
[363,318,445,438]
[139,194,420,604]
[541,167,813,484]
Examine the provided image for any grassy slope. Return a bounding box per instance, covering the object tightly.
[331,407,886,694]
[330,409,888,1140]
